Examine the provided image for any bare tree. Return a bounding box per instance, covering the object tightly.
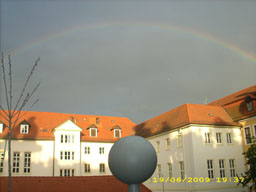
[0,53,40,192]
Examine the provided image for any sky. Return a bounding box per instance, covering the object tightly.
[0,0,256,124]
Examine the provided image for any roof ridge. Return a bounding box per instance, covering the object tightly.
[209,84,256,105]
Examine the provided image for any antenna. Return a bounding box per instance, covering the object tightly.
[204,96,208,105]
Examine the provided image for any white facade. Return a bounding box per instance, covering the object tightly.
[144,125,247,192]
[0,120,114,177]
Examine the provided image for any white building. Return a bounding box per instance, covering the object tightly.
[134,103,246,192]
[0,111,136,177]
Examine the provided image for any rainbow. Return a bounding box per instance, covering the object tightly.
[10,21,256,63]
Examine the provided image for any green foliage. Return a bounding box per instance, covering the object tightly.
[239,137,256,191]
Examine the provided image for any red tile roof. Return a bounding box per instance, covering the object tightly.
[0,111,136,142]
[209,85,256,121]
[134,103,239,138]
[209,84,256,106]
[0,176,152,192]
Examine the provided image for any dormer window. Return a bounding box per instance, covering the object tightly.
[246,96,254,112]
[114,129,121,138]
[90,128,97,137]
[20,120,30,134]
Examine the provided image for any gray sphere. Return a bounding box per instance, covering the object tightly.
[108,136,157,184]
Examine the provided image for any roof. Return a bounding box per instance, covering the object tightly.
[134,103,240,138]
[0,176,152,192]
[209,84,256,106]
[0,110,136,142]
[209,84,256,121]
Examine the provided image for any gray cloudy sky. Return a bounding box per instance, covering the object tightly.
[0,0,256,124]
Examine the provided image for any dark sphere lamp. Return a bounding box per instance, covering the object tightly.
[108,136,157,192]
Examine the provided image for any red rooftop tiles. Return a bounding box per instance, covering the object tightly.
[0,110,136,142]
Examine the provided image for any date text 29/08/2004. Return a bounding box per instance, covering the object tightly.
[152,177,244,183]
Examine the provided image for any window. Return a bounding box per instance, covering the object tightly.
[254,125,256,137]
[207,160,214,179]
[0,152,4,173]
[226,133,232,144]
[166,138,170,150]
[247,100,254,112]
[179,161,185,179]
[96,117,100,125]
[177,135,183,147]
[167,163,172,178]
[90,128,97,137]
[219,159,225,178]
[99,147,104,154]
[205,133,211,143]
[0,123,3,133]
[85,164,90,173]
[60,134,74,144]
[60,169,75,176]
[229,159,236,177]
[13,152,20,173]
[24,152,31,173]
[157,164,162,178]
[156,141,160,152]
[244,127,252,144]
[216,133,222,143]
[114,129,121,138]
[85,147,90,154]
[60,151,74,160]
[99,163,105,173]
[20,125,29,134]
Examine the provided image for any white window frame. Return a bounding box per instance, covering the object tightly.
[216,133,222,144]
[177,134,183,147]
[114,129,121,138]
[84,163,90,173]
[229,159,236,178]
[24,152,31,174]
[85,147,90,154]
[20,124,29,134]
[219,159,225,178]
[99,163,105,173]
[13,152,20,174]
[90,128,97,137]
[0,123,3,133]
[207,160,214,179]
[60,169,75,177]
[60,151,74,160]
[99,147,104,155]
[60,134,74,144]
[157,164,162,178]
[205,132,211,143]
[226,133,232,144]
[166,138,170,150]
[167,163,172,178]
[244,127,252,144]
[156,141,160,153]
[0,152,4,173]
[179,161,185,179]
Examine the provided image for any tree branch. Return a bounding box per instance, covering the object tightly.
[12,57,40,115]
[1,52,10,112]
[13,82,40,118]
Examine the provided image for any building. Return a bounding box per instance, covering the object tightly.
[135,103,246,192]
[1,85,256,192]
[0,111,136,177]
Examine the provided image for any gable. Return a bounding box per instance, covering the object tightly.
[53,120,82,132]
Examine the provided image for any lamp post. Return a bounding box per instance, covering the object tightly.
[108,136,157,192]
